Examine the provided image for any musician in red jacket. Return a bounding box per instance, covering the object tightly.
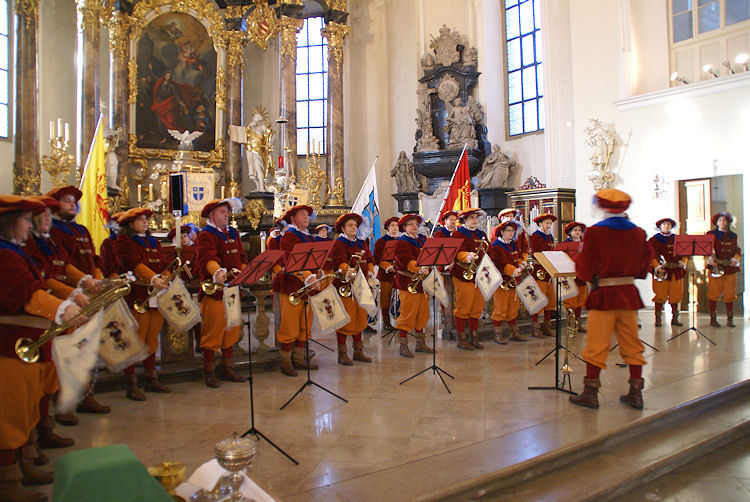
[706,211,741,327]
[394,214,433,357]
[374,216,400,331]
[271,205,319,377]
[451,208,489,350]
[434,210,458,238]
[0,196,86,500]
[498,208,529,256]
[330,213,375,365]
[647,218,688,327]
[114,208,171,400]
[556,221,588,332]
[100,212,122,279]
[194,200,248,387]
[490,221,527,344]
[529,213,557,338]
[570,189,652,410]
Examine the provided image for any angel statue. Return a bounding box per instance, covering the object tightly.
[168,129,203,151]
[244,109,275,193]
[476,144,517,188]
[103,126,123,188]
[391,151,421,193]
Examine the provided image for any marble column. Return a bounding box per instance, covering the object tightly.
[13,0,40,195]
[225,30,248,197]
[108,10,130,187]
[77,0,104,169]
[321,21,350,207]
[278,15,303,182]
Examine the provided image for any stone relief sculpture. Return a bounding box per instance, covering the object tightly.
[476,144,517,188]
[415,86,439,152]
[444,98,477,149]
[391,151,421,193]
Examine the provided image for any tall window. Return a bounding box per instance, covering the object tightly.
[0,0,9,138]
[504,0,544,137]
[671,0,750,43]
[296,17,328,155]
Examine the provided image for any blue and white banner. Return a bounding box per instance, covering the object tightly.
[351,157,380,251]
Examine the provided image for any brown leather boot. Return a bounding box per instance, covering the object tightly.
[532,322,544,338]
[414,332,434,353]
[337,343,353,366]
[279,349,297,377]
[37,416,74,449]
[143,369,171,393]
[569,377,601,409]
[709,313,721,327]
[509,324,527,342]
[470,330,484,349]
[353,339,373,362]
[17,446,53,486]
[76,394,110,414]
[0,464,47,502]
[292,346,318,370]
[53,412,79,427]
[382,308,395,331]
[727,314,736,328]
[219,358,247,382]
[399,337,414,358]
[33,447,49,467]
[620,378,645,410]
[577,317,587,333]
[203,358,220,388]
[542,318,555,337]
[654,310,662,327]
[670,304,683,326]
[456,331,473,350]
[494,325,508,345]
[126,374,146,401]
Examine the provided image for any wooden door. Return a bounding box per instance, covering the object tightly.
[678,179,712,311]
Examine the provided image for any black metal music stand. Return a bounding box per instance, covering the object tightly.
[667,235,716,346]
[399,238,461,393]
[529,253,578,395]
[230,251,298,465]
[278,241,348,410]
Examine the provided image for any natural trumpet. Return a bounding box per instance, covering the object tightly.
[288,273,334,305]
[654,255,668,282]
[499,261,531,290]
[201,268,241,296]
[457,239,489,280]
[337,250,366,298]
[133,258,189,313]
[15,279,132,363]
[407,271,429,295]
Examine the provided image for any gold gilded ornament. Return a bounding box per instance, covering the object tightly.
[329,176,346,206]
[246,0,278,50]
[244,199,265,230]
[279,16,303,62]
[321,22,350,73]
[15,0,39,29]
[14,162,40,196]
[216,67,226,110]
[108,11,130,63]
[128,58,138,104]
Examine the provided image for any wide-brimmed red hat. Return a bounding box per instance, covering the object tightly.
[167,224,192,240]
[27,195,61,211]
[335,213,362,233]
[45,185,83,202]
[281,204,314,224]
[593,188,631,213]
[564,221,586,234]
[200,199,231,218]
[118,207,153,225]
[533,212,557,224]
[457,208,482,221]
[0,196,46,215]
[383,216,399,230]
[711,211,733,226]
[655,218,676,228]
[497,221,518,234]
[440,210,459,224]
[497,208,516,219]
[314,224,330,233]
[109,211,123,222]
[398,213,422,231]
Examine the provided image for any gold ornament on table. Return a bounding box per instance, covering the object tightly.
[13,162,41,196]
[584,118,618,190]
[328,176,346,206]
[299,142,327,208]
[147,461,186,501]
[246,0,278,50]
[41,120,76,187]
[244,199,266,231]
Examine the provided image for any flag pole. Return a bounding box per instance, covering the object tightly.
[79,113,106,190]
[430,143,468,236]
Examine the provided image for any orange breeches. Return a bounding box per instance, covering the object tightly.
[564,286,588,310]
[0,358,57,450]
[132,308,164,354]
[651,277,684,304]
[276,293,313,344]
[199,298,240,352]
[582,310,646,370]
[492,288,520,322]
[380,280,393,309]
[396,290,430,332]
[337,295,368,336]
[536,279,556,311]
[707,274,737,303]
[452,277,485,319]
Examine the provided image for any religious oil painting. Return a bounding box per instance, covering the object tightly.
[135,12,217,152]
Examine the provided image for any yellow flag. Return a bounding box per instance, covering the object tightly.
[78,116,109,253]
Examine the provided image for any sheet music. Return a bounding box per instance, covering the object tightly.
[541,251,576,274]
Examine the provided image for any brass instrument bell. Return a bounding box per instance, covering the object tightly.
[201,268,241,295]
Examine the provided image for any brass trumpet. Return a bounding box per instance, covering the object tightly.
[337,250,366,298]
[201,268,241,296]
[407,270,429,295]
[457,240,489,280]
[561,308,578,376]
[654,255,668,282]
[288,273,335,305]
[15,279,132,363]
[133,257,187,313]
[499,261,532,290]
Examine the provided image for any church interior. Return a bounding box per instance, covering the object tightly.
[2,0,750,501]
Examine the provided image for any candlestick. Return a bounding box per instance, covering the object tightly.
[306,141,309,156]
[57,119,62,137]
[161,180,168,201]
[49,121,54,141]
[64,123,69,143]
[175,217,182,250]
[137,184,142,204]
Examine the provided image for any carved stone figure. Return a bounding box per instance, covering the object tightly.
[420,52,435,71]
[243,109,275,192]
[444,98,477,149]
[415,86,439,152]
[391,151,421,193]
[476,144,517,188]
[464,46,478,66]
[429,25,463,67]
[466,96,485,126]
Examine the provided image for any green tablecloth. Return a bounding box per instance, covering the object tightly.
[52,444,173,502]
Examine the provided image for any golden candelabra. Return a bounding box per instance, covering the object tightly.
[41,120,76,187]
[299,141,327,208]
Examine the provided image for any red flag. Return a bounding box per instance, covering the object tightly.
[438,146,471,223]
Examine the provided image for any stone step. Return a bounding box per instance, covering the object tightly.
[427,379,750,501]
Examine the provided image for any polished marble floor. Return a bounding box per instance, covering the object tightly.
[36,312,750,500]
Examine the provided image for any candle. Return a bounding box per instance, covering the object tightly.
[260,231,267,253]
[137,184,142,204]
[49,121,54,141]
[486,217,492,237]
[306,141,309,156]
[161,180,168,200]
[64,123,69,143]
[148,183,153,201]
[57,119,62,137]
[278,155,284,169]
[175,216,182,250]
[221,185,225,199]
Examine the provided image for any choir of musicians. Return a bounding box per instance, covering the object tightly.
[0,185,743,501]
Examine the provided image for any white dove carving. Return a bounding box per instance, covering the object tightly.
[168,129,203,150]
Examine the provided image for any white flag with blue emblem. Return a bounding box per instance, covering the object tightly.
[351,157,381,251]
